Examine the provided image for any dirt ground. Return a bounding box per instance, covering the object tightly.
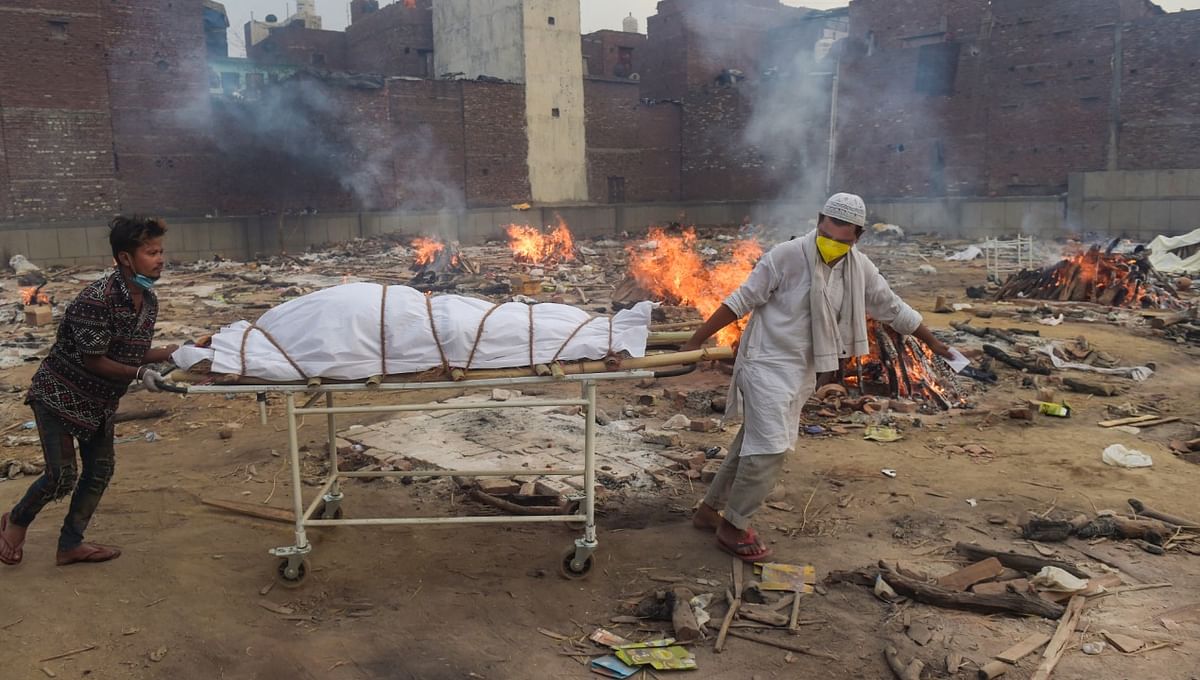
[2,242,1199,680]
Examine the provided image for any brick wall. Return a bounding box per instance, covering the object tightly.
[581,30,646,80]
[583,79,680,203]
[346,2,435,77]
[0,2,118,219]
[463,81,531,207]
[248,23,349,71]
[1118,11,1200,171]
[103,0,217,216]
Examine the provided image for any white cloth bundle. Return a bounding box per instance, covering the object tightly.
[172,283,653,381]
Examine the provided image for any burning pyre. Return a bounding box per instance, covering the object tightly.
[20,285,51,306]
[408,236,475,288]
[843,320,966,409]
[995,245,1182,309]
[627,228,763,347]
[507,218,576,265]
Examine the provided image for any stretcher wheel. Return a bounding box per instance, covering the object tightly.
[315,502,344,520]
[559,547,593,580]
[276,557,310,588]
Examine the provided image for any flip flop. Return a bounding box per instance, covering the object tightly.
[0,512,24,566]
[56,543,121,566]
[717,527,772,563]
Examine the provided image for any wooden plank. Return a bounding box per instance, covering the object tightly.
[937,557,1005,592]
[1031,596,1086,680]
[1098,414,1161,428]
[995,633,1052,663]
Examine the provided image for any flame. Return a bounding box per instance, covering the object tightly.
[412,237,445,266]
[842,320,961,407]
[507,218,576,264]
[627,228,763,346]
[20,287,50,306]
[1007,245,1172,308]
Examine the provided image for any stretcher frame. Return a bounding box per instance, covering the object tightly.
[183,370,654,586]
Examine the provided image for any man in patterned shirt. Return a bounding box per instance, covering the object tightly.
[1,216,179,566]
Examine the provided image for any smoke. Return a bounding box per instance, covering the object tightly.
[676,5,842,239]
[186,75,463,216]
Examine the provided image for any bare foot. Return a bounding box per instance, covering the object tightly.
[691,503,721,532]
[0,512,26,565]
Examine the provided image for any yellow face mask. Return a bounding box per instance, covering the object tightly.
[816,235,852,264]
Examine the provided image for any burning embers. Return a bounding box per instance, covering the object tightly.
[507,219,576,265]
[20,285,51,306]
[842,320,965,410]
[408,237,475,289]
[996,246,1182,309]
[627,228,763,347]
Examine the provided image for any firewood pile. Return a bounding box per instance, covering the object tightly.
[994,246,1182,309]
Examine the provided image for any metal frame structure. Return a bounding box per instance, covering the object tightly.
[983,235,1036,283]
[184,370,653,587]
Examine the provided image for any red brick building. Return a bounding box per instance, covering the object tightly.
[1,0,1198,222]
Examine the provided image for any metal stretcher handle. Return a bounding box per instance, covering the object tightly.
[154,378,188,394]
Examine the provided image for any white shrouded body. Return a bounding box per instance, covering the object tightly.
[172,283,653,381]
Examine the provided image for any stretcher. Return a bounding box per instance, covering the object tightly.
[164,347,731,588]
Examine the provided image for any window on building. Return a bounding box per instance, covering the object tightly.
[311,52,326,66]
[607,177,626,203]
[548,16,556,26]
[418,49,433,78]
[615,46,634,78]
[915,42,960,96]
[552,108,560,118]
[48,19,69,41]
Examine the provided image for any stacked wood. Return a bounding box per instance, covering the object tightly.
[994,246,1180,309]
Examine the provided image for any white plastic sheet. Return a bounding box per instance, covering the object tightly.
[1148,227,1200,275]
[172,283,653,381]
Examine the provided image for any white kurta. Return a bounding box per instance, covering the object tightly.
[722,232,923,456]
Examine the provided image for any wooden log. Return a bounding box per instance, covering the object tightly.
[978,660,1011,679]
[1030,596,1085,680]
[951,321,990,338]
[1128,498,1200,529]
[954,542,1089,579]
[1063,377,1123,396]
[879,563,1065,619]
[982,344,1051,375]
[671,587,703,643]
[884,644,924,680]
[467,489,567,516]
[1150,309,1196,330]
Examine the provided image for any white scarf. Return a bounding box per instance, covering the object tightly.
[803,233,870,373]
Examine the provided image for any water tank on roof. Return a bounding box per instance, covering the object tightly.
[623,13,639,33]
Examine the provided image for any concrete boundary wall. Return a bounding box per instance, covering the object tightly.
[1069,169,1200,239]
[2,191,1195,267]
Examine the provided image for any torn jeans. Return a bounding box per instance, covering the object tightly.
[9,401,116,551]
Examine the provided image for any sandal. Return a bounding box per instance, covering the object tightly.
[56,543,121,566]
[717,527,772,563]
[0,512,24,566]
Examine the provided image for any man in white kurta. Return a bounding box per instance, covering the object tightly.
[683,193,954,561]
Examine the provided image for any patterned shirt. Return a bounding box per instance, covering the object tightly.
[28,270,158,438]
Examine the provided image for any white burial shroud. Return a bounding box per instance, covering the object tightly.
[171,283,653,381]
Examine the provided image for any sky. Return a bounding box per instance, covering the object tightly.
[223,0,1200,57]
